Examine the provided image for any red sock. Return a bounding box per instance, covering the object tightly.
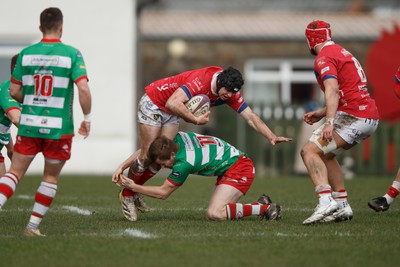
[133,167,158,185]
[387,186,400,198]
[122,167,159,197]
[226,203,270,220]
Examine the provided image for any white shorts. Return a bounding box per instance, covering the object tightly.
[310,111,379,154]
[137,94,180,127]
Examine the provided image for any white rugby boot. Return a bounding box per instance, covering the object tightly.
[303,198,339,225]
[320,204,353,223]
[119,190,138,222]
[23,227,46,237]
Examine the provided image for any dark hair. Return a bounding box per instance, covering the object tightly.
[10,54,19,74]
[148,136,178,163]
[40,7,63,33]
[216,67,244,93]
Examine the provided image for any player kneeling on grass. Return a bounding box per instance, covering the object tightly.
[114,132,281,221]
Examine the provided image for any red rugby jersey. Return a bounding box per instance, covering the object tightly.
[145,66,247,114]
[314,42,379,119]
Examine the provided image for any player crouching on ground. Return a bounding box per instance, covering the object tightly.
[114,132,281,221]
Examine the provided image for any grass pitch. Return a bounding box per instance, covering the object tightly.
[1,174,400,267]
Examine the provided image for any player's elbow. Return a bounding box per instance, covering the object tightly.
[165,99,175,113]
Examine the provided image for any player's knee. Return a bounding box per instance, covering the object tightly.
[206,208,225,221]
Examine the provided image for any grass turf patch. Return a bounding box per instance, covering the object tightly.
[1,175,400,267]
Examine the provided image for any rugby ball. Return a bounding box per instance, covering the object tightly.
[185,94,210,117]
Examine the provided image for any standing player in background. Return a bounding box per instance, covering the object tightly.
[112,66,293,222]
[0,7,92,237]
[301,20,379,225]
[116,132,281,222]
[0,54,21,175]
[368,67,400,212]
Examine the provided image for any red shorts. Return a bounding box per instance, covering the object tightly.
[216,155,255,195]
[14,135,73,161]
[0,152,4,163]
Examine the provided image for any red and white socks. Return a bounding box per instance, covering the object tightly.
[332,189,350,209]
[0,172,19,208]
[226,203,269,220]
[27,181,57,230]
[316,184,334,205]
[384,180,400,204]
[122,165,159,196]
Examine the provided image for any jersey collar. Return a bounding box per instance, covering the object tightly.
[211,71,221,96]
[41,38,62,43]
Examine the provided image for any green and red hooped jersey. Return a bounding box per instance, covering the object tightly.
[0,79,21,145]
[167,132,246,186]
[11,39,88,139]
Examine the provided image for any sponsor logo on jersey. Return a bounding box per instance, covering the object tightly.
[39,128,50,134]
[156,84,169,91]
[238,97,243,103]
[317,58,326,67]
[359,105,367,111]
[240,177,248,183]
[33,97,48,105]
[30,56,59,65]
[225,178,239,184]
[321,66,330,74]
[172,171,180,178]
[41,118,48,125]
[341,48,352,57]
[192,78,203,91]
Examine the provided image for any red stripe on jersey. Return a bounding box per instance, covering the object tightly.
[35,193,54,207]
[75,75,88,84]
[10,77,22,85]
[166,178,182,187]
[5,106,21,114]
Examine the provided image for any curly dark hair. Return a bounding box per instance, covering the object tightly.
[216,67,244,93]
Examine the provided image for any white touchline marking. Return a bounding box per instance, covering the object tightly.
[62,205,93,215]
[122,228,157,239]
[14,195,33,199]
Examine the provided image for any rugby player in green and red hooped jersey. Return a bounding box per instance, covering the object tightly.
[0,54,21,176]
[117,132,281,221]
[113,66,293,222]
[0,7,92,237]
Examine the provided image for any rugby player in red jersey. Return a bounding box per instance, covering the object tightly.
[301,20,379,225]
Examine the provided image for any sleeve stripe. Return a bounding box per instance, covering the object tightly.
[180,85,193,99]
[322,75,337,81]
[167,177,182,186]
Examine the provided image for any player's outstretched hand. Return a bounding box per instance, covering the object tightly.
[78,120,91,139]
[270,136,293,146]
